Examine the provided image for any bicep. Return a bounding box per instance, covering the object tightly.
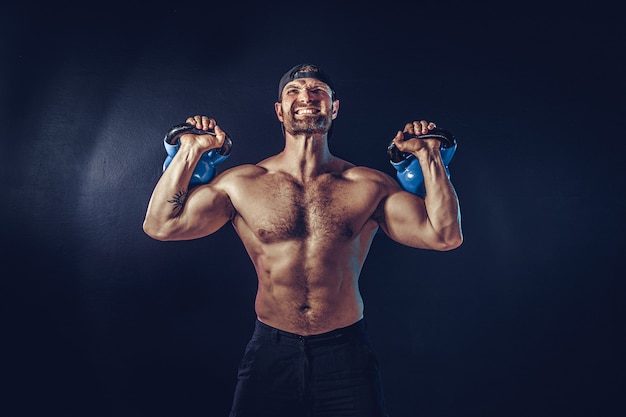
[378,189,442,249]
[163,183,234,240]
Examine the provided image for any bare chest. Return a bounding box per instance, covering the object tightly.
[234,174,376,243]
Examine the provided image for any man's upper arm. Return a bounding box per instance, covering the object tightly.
[156,171,236,241]
[376,172,454,249]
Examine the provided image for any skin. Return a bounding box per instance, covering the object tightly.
[143,77,462,335]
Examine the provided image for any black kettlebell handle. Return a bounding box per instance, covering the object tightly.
[164,123,232,156]
[387,128,456,163]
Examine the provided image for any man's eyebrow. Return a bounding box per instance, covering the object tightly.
[284,81,329,90]
[283,82,302,89]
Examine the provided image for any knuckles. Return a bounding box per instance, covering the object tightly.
[404,120,436,136]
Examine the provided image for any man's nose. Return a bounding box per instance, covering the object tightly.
[298,89,313,102]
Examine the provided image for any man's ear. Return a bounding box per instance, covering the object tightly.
[274,101,284,123]
[331,99,340,120]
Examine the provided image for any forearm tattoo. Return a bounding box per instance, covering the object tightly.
[167,190,188,213]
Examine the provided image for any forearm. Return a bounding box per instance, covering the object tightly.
[143,142,204,238]
[418,150,462,248]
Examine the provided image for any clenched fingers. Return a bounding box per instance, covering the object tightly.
[186,115,216,131]
[405,120,436,136]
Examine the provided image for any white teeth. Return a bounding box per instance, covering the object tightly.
[296,109,317,114]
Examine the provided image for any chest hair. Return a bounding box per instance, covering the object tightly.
[254,174,355,243]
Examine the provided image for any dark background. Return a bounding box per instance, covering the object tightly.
[2,1,624,416]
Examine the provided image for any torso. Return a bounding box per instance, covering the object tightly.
[219,155,395,335]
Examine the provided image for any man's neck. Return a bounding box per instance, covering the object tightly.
[280,132,334,181]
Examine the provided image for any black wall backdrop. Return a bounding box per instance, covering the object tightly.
[2,1,624,416]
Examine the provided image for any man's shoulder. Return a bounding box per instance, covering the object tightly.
[337,165,401,199]
[212,164,268,190]
[343,164,395,184]
[221,163,267,178]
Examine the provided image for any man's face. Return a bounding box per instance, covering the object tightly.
[275,78,339,136]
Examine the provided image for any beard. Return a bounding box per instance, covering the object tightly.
[283,101,332,136]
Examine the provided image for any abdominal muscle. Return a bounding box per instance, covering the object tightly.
[226,163,384,335]
[245,237,371,336]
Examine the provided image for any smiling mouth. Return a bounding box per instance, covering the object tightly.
[294,108,321,115]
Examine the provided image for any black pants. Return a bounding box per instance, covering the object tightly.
[228,319,389,417]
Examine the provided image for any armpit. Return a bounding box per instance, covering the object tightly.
[371,197,387,226]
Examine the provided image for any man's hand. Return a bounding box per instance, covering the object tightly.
[391,120,439,155]
[179,115,229,152]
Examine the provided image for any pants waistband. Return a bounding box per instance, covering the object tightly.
[254,318,368,345]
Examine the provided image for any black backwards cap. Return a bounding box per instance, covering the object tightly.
[277,63,337,101]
